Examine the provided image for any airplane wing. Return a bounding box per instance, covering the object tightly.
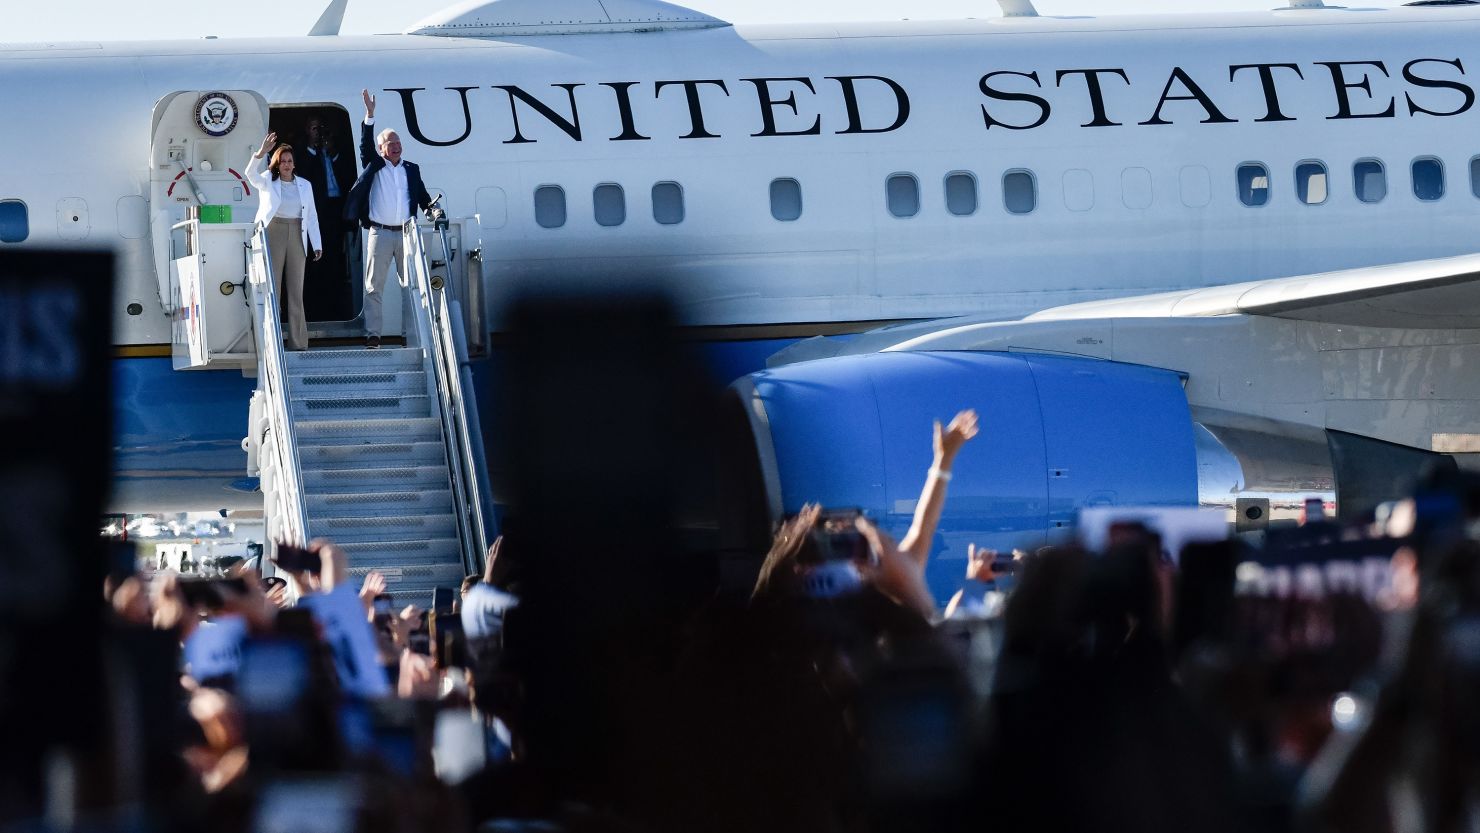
[769,251,1480,366]
[1023,251,1480,329]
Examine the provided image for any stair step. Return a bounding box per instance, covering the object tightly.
[288,369,427,398]
[302,464,450,492]
[308,513,459,544]
[299,441,446,469]
[287,347,422,373]
[294,417,442,445]
[337,537,464,568]
[290,394,431,420]
[306,489,454,517]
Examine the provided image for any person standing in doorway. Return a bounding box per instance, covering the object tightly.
[344,89,433,349]
[246,132,322,351]
[299,116,354,320]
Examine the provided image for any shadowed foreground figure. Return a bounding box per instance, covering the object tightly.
[979,542,1237,833]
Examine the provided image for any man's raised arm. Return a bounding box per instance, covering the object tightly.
[359,88,377,167]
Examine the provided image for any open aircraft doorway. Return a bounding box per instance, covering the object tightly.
[266,104,362,335]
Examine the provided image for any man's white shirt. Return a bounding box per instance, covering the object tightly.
[364,118,411,226]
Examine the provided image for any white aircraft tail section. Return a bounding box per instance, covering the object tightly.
[308,0,349,36]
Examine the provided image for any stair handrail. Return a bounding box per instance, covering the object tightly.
[402,214,491,574]
[246,223,310,550]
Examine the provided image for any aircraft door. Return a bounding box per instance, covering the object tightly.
[148,90,270,314]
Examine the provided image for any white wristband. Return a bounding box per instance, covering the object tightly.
[929,468,952,482]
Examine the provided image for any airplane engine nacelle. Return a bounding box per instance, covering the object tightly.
[723,351,1200,598]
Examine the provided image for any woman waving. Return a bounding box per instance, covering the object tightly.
[245,132,322,351]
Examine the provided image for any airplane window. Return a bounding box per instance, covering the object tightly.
[1121,167,1153,210]
[1237,163,1270,207]
[534,185,566,229]
[1353,159,1387,203]
[1413,157,1445,201]
[475,187,508,229]
[945,172,978,216]
[0,200,27,243]
[1062,169,1094,212]
[1470,157,1480,198]
[886,174,920,218]
[770,178,802,222]
[1003,170,1036,215]
[594,183,626,227]
[1296,161,1328,205]
[652,182,684,224]
[1179,166,1212,208]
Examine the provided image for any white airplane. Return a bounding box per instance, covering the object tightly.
[7,0,1480,594]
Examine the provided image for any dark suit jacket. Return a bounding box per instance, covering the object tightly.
[343,120,433,227]
[298,144,352,207]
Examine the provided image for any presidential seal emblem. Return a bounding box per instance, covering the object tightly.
[193,92,239,137]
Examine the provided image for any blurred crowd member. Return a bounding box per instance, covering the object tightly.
[943,544,1017,620]
[655,411,978,833]
[980,538,1238,833]
[1301,471,1480,833]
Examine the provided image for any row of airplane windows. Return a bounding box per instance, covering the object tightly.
[530,156,1480,230]
[1,154,1474,243]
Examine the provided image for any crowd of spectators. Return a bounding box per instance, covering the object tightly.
[24,409,1480,833]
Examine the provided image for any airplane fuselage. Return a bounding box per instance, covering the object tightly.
[6,5,1480,509]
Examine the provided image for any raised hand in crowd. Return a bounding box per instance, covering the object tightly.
[398,649,439,700]
[899,409,979,567]
[944,543,1008,619]
[216,567,278,633]
[362,88,375,120]
[109,575,152,626]
[390,604,423,651]
[966,543,1003,583]
[309,538,350,592]
[483,534,503,585]
[264,577,290,609]
[359,569,387,614]
[935,408,981,462]
[151,573,198,640]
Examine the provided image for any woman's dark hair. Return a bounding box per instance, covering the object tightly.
[752,506,824,602]
[268,144,294,181]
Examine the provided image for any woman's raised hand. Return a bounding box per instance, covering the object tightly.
[256,132,277,159]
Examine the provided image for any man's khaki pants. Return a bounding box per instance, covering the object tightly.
[364,226,406,339]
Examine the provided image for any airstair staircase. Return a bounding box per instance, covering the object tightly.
[244,209,493,599]
[286,347,465,595]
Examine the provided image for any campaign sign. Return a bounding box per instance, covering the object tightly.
[302,586,390,698]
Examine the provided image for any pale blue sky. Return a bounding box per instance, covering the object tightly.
[7,0,1404,41]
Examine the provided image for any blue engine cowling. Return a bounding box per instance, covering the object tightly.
[725,351,1199,602]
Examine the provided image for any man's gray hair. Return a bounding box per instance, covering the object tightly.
[377,128,399,148]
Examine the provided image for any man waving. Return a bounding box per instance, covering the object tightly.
[344,89,433,349]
